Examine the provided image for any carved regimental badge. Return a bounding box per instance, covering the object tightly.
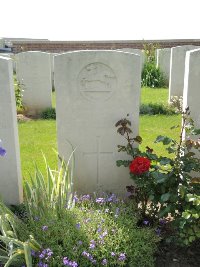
[78,62,117,101]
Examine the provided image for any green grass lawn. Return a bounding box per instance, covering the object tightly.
[141,87,168,104]
[19,87,181,179]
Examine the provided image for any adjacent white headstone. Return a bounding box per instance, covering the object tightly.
[169,45,199,101]
[156,48,171,82]
[16,51,52,115]
[0,53,16,72]
[183,48,200,130]
[54,50,141,195]
[50,53,59,89]
[0,57,23,205]
[117,48,145,72]
[0,38,5,48]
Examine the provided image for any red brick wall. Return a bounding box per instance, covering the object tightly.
[12,39,200,53]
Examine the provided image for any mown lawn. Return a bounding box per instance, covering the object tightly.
[18,87,181,179]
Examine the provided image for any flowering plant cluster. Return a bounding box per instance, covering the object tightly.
[26,193,158,267]
[116,109,200,245]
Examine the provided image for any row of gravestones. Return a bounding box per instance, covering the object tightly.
[156,45,200,102]
[0,49,145,115]
[0,48,199,205]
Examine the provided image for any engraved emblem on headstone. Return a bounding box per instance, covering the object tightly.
[78,62,117,101]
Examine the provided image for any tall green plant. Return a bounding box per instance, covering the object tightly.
[14,76,24,112]
[142,43,166,88]
[0,201,41,267]
[24,153,75,220]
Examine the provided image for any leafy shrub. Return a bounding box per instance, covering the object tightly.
[142,43,167,88]
[169,96,183,113]
[115,109,200,245]
[142,62,166,88]
[140,103,177,115]
[41,107,56,120]
[14,76,24,112]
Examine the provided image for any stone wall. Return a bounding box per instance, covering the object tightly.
[10,39,200,53]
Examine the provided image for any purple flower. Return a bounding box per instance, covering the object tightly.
[159,219,166,225]
[118,253,126,261]
[107,193,118,203]
[77,240,83,245]
[0,146,6,157]
[102,259,107,265]
[75,223,81,229]
[143,220,149,225]
[89,240,96,249]
[89,243,95,249]
[96,198,105,204]
[155,228,161,236]
[63,257,78,267]
[80,194,90,201]
[31,250,36,257]
[38,262,48,267]
[111,252,116,256]
[97,227,102,233]
[42,225,48,231]
[73,195,79,202]
[39,248,53,261]
[46,248,53,258]
[82,251,95,262]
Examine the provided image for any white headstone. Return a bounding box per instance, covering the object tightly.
[54,50,141,195]
[0,57,23,205]
[16,51,52,115]
[0,38,5,48]
[0,53,16,72]
[183,48,200,129]
[117,48,145,72]
[50,53,59,89]
[156,48,171,82]
[169,45,199,101]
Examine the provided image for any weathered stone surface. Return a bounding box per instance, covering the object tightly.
[156,48,171,82]
[169,45,199,101]
[54,50,141,196]
[16,51,52,115]
[0,57,23,204]
[117,48,145,72]
[183,48,200,128]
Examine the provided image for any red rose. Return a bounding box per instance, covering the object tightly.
[129,157,151,175]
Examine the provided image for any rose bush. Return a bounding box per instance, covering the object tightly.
[116,109,200,245]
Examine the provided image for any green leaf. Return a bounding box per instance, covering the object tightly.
[155,135,172,145]
[192,128,200,135]
[116,160,130,167]
[159,157,171,165]
[161,192,171,202]
[186,194,196,202]
[151,172,167,183]
[182,211,191,219]
[179,185,186,198]
[159,205,171,217]
[133,136,142,144]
